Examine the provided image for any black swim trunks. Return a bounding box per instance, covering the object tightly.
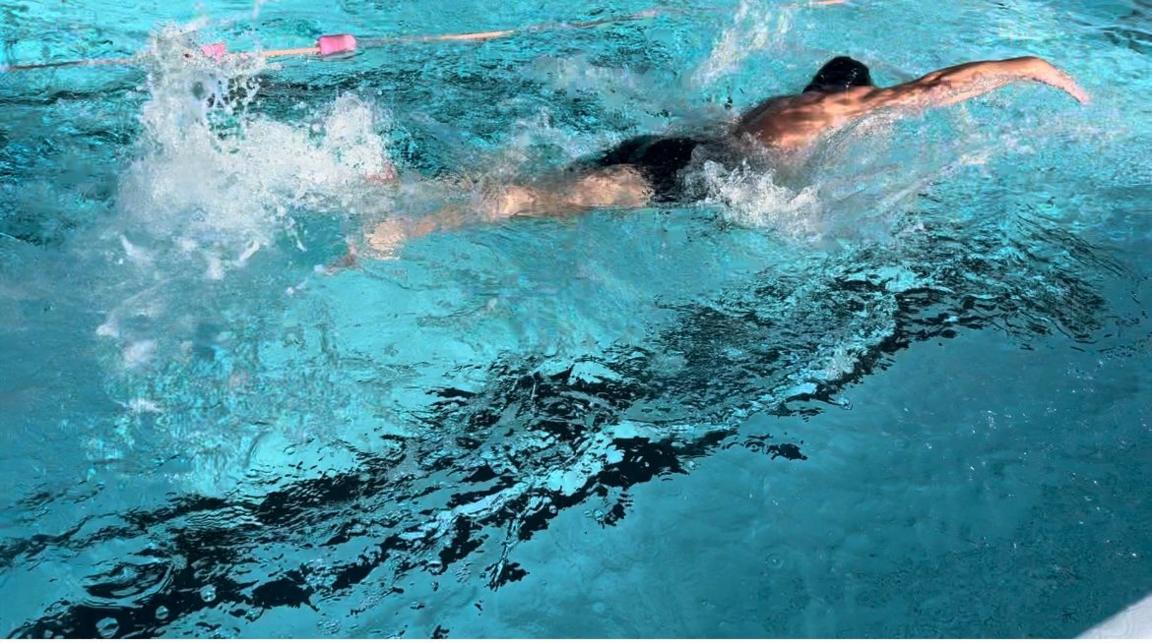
[594,135,705,203]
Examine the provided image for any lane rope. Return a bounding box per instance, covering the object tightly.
[1,8,673,73]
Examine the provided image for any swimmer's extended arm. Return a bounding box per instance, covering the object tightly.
[864,56,1090,111]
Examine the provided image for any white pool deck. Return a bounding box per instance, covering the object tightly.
[1082,593,1152,638]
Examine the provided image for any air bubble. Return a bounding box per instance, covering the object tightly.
[155,605,169,620]
[200,585,217,603]
[96,617,119,637]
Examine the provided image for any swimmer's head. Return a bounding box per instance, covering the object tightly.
[804,56,873,93]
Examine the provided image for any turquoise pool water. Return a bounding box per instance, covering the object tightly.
[1,0,1150,637]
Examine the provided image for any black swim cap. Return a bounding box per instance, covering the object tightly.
[804,56,873,93]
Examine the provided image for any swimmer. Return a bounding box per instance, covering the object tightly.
[365,55,1088,255]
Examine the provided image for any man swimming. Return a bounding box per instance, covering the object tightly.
[365,55,1088,254]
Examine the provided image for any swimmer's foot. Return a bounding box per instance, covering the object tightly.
[363,163,399,186]
[486,185,540,219]
[364,209,467,258]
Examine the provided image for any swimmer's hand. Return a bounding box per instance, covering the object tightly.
[1027,57,1091,105]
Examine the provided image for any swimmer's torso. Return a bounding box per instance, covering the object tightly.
[733,87,876,151]
[583,94,854,203]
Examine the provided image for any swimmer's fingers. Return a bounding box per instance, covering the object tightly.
[1051,70,1091,105]
[1068,82,1091,105]
[1038,64,1091,105]
[1053,78,1090,105]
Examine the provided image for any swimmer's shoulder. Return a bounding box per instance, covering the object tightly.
[775,87,893,125]
[736,90,846,128]
[734,94,794,127]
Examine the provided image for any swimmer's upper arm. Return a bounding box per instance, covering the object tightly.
[857,60,1020,112]
[858,56,1088,113]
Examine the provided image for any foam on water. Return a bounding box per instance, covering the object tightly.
[698,160,824,238]
[115,33,393,265]
[95,26,397,366]
[531,56,726,132]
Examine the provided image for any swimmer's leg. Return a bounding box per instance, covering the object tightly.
[364,165,653,256]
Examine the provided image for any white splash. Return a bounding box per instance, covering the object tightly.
[115,26,394,277]
[693,0,797,87]
[98,24,396,372]
[697,160,824,240]
[530,56,715,128]
[122,339,158,368]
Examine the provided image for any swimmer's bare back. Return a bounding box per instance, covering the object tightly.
[735,56,1089,151]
